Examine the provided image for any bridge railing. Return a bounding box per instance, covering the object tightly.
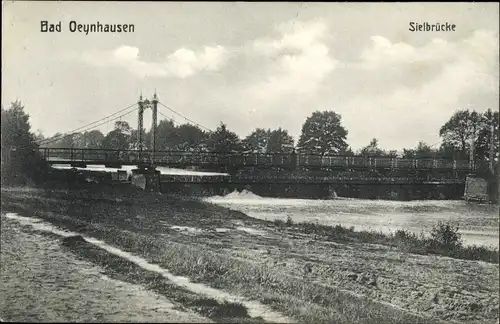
[155,151,220,165]
[43,148,127,163]
[40,147,474,171]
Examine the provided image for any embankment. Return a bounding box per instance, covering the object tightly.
[1,184,498,324]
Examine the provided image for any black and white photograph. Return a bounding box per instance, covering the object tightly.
[1,2,499,323]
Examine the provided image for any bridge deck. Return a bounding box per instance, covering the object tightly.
[40,148,474,171]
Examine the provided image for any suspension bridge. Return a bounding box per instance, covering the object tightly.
[35,92,474,193]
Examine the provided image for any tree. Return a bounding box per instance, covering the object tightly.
[475,109,499,164]
[242,127,295,153]
[44,130,106,150]
[175,124,209,151]
[102,121,133,150]
[438,143,459,160]
[297,111,348,155]
[360,138,386,157]
[130,127,147,150]
[136,121,208,151]
[154,120,178,150]
[416,141,438,158]
[1,101,48,185]
[78,130,105,149]
[268,128,294,153]
[386,150,399,158]
[341,146,356,156]
[439,110,484,159]
[69,133,85,148]
[44,132,80,149]
[207,122,243,153]
[34,129,45,142]
[243,128,270,153]
[403,141,438,159]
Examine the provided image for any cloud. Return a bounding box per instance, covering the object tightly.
[81,44,230,78]
[338,29,499,150]
[359,30,497,70]
[74,25,498,152]
[247,20,338,101]
[197,25,497,151]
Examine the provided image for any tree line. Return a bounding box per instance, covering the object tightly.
[39,107,499,163]
[1,100,498,185]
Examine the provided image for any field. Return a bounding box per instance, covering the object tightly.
[1,185,498,324]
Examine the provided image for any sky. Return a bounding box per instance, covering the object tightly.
[2,2,499,151]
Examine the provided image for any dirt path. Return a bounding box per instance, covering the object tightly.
[2,213,293,323]
[0,219,212,323]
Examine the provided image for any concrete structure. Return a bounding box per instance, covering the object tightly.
[131,168,161,192]
[464,175,489,202]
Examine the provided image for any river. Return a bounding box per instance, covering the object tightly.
[205,190,500,248]
[50,164,499,248]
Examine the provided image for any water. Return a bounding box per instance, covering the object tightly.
[205,190,500,248]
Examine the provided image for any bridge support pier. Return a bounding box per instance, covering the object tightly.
[131,168,161,192]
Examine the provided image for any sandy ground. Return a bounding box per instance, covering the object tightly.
[0,219,211,323]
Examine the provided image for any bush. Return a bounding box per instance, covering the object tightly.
[393,229,427,253]
[394,229,413,241]
[428,221,463,250]
[274,218,285,226]
[459,245,499,263]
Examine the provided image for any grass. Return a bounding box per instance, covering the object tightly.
[82,229,442,324]
[1,186,447,324]
[9,212,437,324]
[4,183,500,323]
[274,217,499,264]
[59,235,256,323]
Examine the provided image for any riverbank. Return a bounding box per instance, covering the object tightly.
[273,219,499,263]
[1,184,498,323]
[205,190,499,249]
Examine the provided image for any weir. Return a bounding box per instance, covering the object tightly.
[158,177,465,200]
[49,164,469,199]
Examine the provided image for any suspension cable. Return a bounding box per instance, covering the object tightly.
[158,101,212,132]
[39,105,138,147]
[37,103,138,145]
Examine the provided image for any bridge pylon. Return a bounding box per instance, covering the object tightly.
[133,92,161,192]
[137,94,145,159]
[137,92,159,167]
